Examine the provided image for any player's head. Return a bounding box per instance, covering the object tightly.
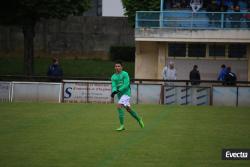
[114,61,123,73]
[221,64,226,68]
[169,61,174,69]
[52,57,59,64]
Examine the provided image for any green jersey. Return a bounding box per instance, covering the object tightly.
[111,70,131,99]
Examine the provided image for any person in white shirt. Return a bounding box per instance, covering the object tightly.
[162,61,177,85]
[190,0,203,12]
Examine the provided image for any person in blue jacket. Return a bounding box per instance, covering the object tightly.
[217,64,227,82]
[47,57,63,82]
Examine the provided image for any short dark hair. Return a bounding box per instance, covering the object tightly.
[115,60,123,66]
[221,64,226,68]
[52,57,58,63]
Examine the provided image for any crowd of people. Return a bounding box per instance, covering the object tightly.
[165,0,250,28]
[168,0,249,11]
[162,62,237,86]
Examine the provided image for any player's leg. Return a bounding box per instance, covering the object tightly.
[125,106,144,128]
[116,103,125,131]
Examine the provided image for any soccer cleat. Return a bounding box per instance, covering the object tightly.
[116,125,125,131]
[139,119,144,128]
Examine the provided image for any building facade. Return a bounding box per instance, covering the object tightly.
[135,7,250,81]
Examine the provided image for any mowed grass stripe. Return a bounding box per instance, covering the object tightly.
[0,103,250,167]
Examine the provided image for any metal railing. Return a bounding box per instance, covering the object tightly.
[0,75,250,86]
[136,11,250,29]
[1,76,250,106]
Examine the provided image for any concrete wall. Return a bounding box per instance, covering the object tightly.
[136,29,250,43]
[0,16,134,59]
[135,41,249,81]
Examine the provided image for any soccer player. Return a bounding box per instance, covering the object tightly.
[111,61,144,131]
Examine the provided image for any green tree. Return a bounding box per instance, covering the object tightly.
[122,0,160,27]
[0,0,91,75]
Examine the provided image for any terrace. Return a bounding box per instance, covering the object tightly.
[135,11,250,43]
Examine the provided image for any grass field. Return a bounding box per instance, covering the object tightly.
[0,57,135,78]
[0,103,250,167]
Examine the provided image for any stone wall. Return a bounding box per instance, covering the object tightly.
[0,16,134,60]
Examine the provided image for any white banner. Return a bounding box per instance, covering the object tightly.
[164,86,210,105]
[0,82,11,102]
[63,82,112,103]
[238,87,250,106]
[12,82,62,102]
[138,84,162,104]
[213,87,237,106]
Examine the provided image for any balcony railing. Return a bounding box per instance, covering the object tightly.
[136,11,250,29]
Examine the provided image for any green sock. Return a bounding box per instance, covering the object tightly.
[117,108,124,125]
[129,109,141,122]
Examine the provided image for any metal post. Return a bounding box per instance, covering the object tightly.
[160,0,164,11]
[160,0,164,28]
[136,84,139,104]
[186,81,188,105]
[221,12,224,29]
[236,86,239,107]
[135,12,138,28]
[87,82,89,103]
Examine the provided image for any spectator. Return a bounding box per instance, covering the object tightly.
[47,57,63,82]
[190,0,203,12]
[207,1,220,26]
[162,61,177,85]
[217,64,227,82]
[230,5,242,28]
[172,0,182,8]
[244,9,250,28]
[232,0,239,7]
[224,67,237,85]
[219,0,229,28]
[180,0,189,8]
[189,65,201,86]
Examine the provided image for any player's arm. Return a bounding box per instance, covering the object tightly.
[111,76,117,92]
[118,72,130,92]
[111,76,119,97]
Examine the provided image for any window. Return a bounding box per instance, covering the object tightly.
[168,43,186,57]
[188,44,206,57]
[228,44,247,58]
[209,44,226,57]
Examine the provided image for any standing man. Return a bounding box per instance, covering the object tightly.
[111,61,144,131]
[162,61,177,85]
[217,64,227,82]
[47,57,63,82]
[189,65,201,86]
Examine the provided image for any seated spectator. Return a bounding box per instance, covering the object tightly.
[190,0,203,12]
[180,0,189,8]
[219,0,229,28]
[224,67,237,86]
[229,5,242,28]
[207,1,220,26]
[47,57,63,82]
[172,0,182,8]
[244,9,250,28]
[232,0,239,7]
[189,65,201,86]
